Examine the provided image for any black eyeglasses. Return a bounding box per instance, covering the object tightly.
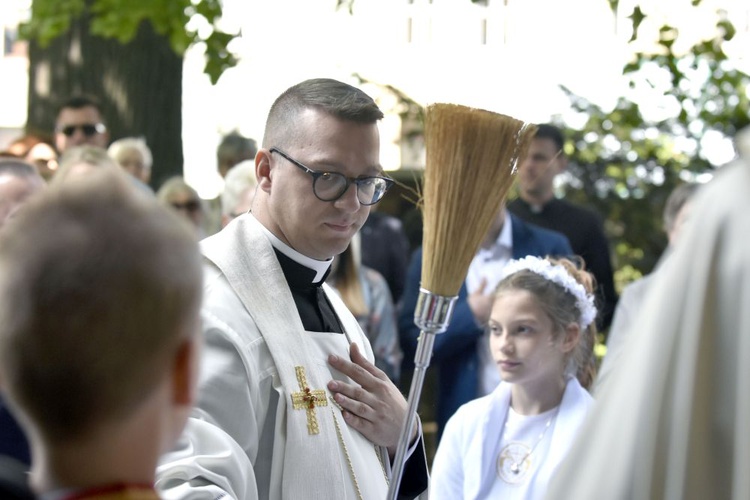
[57,123,107,137]
[270,147,393,206]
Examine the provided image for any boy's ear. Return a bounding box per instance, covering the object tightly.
[171,337,200,406]
[561,323,580,354]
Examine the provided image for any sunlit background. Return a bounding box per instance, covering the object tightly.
[1,0,748,198]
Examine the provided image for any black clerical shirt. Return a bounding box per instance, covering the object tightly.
[273,249,344,333]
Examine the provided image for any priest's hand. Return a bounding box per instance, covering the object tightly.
[327,342,417,456]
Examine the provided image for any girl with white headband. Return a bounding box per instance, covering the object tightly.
[430,256,597,500]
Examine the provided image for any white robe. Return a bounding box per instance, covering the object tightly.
[156,214,417,499]
[430,377,593,500]
[545,126,750,500]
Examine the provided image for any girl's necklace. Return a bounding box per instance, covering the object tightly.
[497,406,559,484]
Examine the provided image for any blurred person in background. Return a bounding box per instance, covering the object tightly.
[0,159,46,231]
[595,182,699,392]
[203,132,260,236]
[220,159,257,227]
[54,95,109,153]
[360,206,411,305]
[327,233,403,384]
[4,133,59,181]
[508,124,618,330]
[157,176,205,239]
[217,132,257,179]
[108,136,153,185]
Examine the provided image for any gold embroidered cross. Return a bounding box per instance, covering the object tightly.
[291,366,328,435]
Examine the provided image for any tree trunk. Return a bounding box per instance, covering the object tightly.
[27,9,183,189]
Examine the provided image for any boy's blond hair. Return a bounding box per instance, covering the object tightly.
[0,169,202,444]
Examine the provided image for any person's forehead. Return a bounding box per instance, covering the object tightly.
[169,190,198,201]
[492,289,548,317]
[27,142,56,160]
[292,110,381,169]
[57,106,103,124]
[530,137,560,153]
[118,148,144,160]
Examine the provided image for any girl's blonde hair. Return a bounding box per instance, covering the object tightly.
[494,256,598,389]
[328,233,367,317]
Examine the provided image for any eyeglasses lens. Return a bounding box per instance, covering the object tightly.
[313,173,347,201]
[313,175,388,205]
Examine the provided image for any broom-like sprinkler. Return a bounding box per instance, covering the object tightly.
[387,104,536,500]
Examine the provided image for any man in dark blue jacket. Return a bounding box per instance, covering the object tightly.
[399,204,573,438]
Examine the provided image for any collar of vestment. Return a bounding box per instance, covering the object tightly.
[258,223,332,284]
[256,222,339,331]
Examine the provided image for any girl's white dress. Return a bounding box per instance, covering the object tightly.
[430,376,593,500]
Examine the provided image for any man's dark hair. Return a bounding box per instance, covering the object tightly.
[55,95,105,121]
[217,133,258,170]
[534,123,565,151]
[263,78,383,148]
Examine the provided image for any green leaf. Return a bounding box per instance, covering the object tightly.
[627,6,646,42]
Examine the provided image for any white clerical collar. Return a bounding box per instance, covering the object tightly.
[258,221,332,283]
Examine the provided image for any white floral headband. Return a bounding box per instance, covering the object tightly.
[499,256,597,329]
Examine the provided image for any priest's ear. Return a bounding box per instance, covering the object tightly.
[256,150,274,194]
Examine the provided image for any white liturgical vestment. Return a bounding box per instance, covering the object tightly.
[545,127,750,499]
[155,214,419,499]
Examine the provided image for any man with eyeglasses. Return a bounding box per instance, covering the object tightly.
[157,78,429,500]
[54,95,110,153]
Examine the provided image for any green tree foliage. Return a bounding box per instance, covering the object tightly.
[552,2,749,290]
[20,0,238,84]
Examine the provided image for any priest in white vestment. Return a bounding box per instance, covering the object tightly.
[545,126,750,499]
[155,78,428,499]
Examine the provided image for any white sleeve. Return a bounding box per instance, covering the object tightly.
[428,411,465,500]
[156,418,256,500]
[156,310,263,499]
